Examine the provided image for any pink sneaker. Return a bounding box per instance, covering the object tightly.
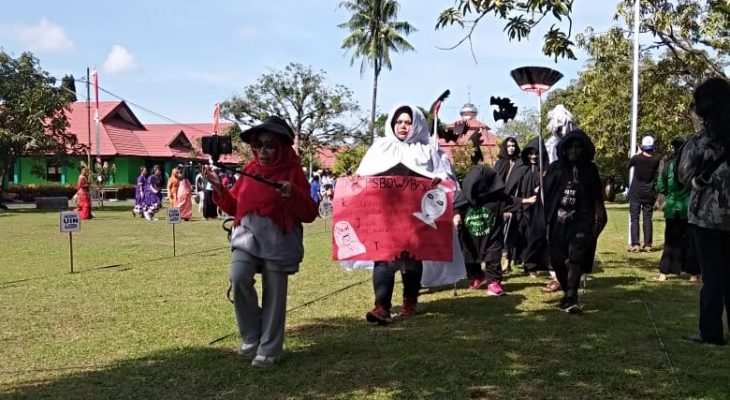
[468,276,488,290]
[486,281,505,296]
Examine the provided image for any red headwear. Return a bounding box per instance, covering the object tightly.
[233,136,310,232]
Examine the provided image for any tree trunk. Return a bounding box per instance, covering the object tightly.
[370,68,379,144]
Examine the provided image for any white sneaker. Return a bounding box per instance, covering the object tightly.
[237,342,258,358]
[143,212,152,221]
[251,355,278,368]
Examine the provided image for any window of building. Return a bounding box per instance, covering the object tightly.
[47,163,63,182]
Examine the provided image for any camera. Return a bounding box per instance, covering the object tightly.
[201,134,233,163]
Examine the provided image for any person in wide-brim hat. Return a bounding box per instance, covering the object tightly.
[204,113,318,367]
[240,116,295,144]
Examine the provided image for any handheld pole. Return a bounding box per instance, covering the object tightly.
[172,223,176,257]
[69,232,74,274]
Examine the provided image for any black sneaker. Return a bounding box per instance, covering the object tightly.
[682,332,726,346]
[558,298,582,314]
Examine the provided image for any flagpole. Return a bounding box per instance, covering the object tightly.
[86,67,92,169]
[628,0,641,244]
[93,69,100,165]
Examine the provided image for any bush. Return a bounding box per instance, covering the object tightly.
[7,183,136,202]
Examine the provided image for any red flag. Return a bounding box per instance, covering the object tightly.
[91,68,100,110]
[213,103,220,133]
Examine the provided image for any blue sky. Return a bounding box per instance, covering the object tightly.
[1,1,619,128]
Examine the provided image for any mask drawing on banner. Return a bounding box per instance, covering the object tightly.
[335,178,367,197]
[334,221,367,259]
[413,185,450,229]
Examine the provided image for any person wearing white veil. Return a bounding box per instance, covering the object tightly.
[546,105,577,164]
[541,104,578,292]
[352,104,465,325]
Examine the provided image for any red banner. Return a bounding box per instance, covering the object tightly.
[332,176,454,261]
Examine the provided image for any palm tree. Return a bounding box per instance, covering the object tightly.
[338,0,416,142]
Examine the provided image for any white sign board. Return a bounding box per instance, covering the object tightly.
[60,211,81,232]
[167,207,181,224]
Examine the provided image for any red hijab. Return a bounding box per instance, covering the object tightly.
[233,136,309,232]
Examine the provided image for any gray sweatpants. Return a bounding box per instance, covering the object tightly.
[230,250,289,358]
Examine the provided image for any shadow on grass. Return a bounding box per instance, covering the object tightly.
[3,278,729,400]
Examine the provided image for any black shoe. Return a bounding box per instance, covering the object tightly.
[682,332,726,346]
[558,297,582,314]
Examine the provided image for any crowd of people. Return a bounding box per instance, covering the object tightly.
[66,77,729,367]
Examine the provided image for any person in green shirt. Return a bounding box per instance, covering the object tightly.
[655,137,700,282]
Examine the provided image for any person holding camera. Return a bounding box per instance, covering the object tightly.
[678,77,730,346]
[204,116,318,366]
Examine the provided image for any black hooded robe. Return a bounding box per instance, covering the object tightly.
[455,166,522,280]
[542,130,607,282]
[516,137,550,271]
[495,138,525,264]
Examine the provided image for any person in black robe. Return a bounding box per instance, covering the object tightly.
[542,129,607,313]
[516,138,551,275]
[494,137,524,270]
[454,165,535,295]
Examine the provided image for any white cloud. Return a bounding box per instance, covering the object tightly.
[236,26,260,39]
[15,18,73,52]
[103,45,139,75]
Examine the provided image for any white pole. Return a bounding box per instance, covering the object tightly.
[630,0,641,161]
[628,0,641,245]
[537,92,545,206]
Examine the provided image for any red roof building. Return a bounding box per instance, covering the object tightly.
[440,103,500,166]
[12,101,239,185]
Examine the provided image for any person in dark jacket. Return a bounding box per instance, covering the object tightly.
[543,129,607,313]
[454,165,535,296]
[627,135,661,252]
[678,77,730,346]
[656,137,699,282]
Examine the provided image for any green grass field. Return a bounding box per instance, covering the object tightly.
[0,203,728,399]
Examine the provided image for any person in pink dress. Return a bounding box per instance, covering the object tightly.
[176,166,193,221]
[75,166,92,219]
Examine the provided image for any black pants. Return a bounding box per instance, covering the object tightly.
[692,226,730,343]
[373,261,422,311]
[203,189,217,219]
[549,224,589,302]
[465,248,503,283]
[659,217,699,275]
[630,201,654,246]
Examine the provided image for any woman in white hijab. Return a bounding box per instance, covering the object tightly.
[354,104,465,325]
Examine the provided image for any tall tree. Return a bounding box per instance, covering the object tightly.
[493,107,540,146]
[60,74,77,102]
[616,0,729,82]
[0,51,84,187]
[435,0,575,60]
[543,28,694,184]
[221,63,360,155]
[339,0,416,140]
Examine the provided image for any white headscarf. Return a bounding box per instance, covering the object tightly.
[545,105,577,163]
[356,104,450,179]
[345,104,465,286]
